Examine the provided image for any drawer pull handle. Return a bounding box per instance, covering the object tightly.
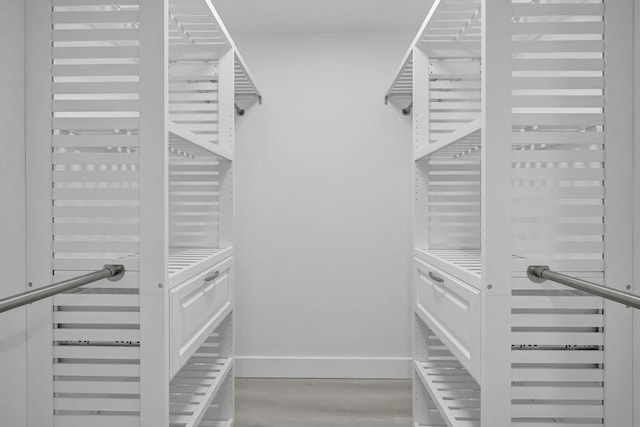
[205,271,220,282]
[428,271,444,283]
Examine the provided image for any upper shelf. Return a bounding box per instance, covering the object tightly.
[385,0,481,102]
[385,53,413,102]
[419,0,481,44]
[168,0,261,104]
[235,54,261,105]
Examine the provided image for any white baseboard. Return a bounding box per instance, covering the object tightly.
[234,356,412,379]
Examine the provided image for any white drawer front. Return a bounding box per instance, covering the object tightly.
[415,258,481,382]
[170,257,233,377]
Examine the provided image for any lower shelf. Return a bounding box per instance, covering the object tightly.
[116,246,233,287]
[169,356,233,427]
[168,247,233,287]
[414,359,480,427]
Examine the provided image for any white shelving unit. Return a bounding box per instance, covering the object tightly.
[388,0,635,425]
[25,1,260,426]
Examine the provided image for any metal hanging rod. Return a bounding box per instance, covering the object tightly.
[0,265,125,314]
[402,102,413,116]
[527,265,640,310]
[235,103,245,116]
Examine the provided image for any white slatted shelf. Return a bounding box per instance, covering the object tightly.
[415,248,481,288]
[167,247,233,287]
[168,0,260,105]
[168,121,233,161]
[235,55,261,104]
[169,357,233,427]
[414,359,481,427]
[386,53,413,101]
[116,247,232,287]
[168,0,228,48]
[420,0,481,44]
[385,0,481,102]
[415,249,528,290]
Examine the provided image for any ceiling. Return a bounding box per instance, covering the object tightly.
[212,0,431,35]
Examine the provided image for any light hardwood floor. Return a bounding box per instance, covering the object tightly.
[235,378,412,427]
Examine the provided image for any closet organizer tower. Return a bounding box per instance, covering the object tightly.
[25,1,260,426]
[386,0,634,425]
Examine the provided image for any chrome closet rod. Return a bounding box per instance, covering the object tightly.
[0,265,125,314]
[527,265,640,309]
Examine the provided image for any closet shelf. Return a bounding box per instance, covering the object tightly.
[415,249,481,289]
[414,359,481,427]
[414,118,481,161]
[168,121,233,161]
[385,53,413,102]
[385,0,481,102]
[235,55,261,105]
[414,249,530,293]
[118,247,233,288]
[168,247,233,288]
[168,0,260,104]
[169,356,233,427]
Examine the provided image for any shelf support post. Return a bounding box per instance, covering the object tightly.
[139,0,170,425]
[218,47,235,249]
[603,0,635,424]
[480,0,512,425]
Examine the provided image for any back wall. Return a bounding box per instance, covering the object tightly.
[233,32,414,378]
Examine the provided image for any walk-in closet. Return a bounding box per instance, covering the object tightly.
[0,0,639,426]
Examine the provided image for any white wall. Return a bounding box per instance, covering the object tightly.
[233,32,413,378]
[0,0,27,424]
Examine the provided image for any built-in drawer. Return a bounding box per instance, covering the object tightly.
[414,258,481,382]
[170,256,233,378]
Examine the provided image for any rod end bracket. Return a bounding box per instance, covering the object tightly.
[105,264,126,282]
[527,265,549,284]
